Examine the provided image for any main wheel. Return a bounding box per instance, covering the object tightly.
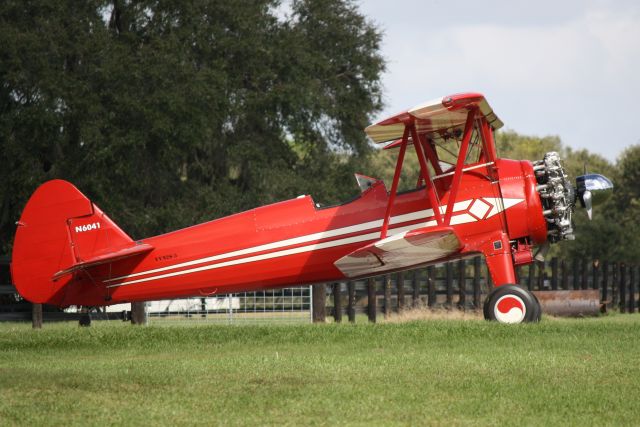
[483,285,541,323]
[79,313,92,327]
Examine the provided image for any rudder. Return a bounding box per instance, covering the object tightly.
[11,180,141,305]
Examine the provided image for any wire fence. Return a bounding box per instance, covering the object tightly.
[145,286,313,324]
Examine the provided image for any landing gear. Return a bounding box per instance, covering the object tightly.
[483,285,541,323]
[79,313,92,327]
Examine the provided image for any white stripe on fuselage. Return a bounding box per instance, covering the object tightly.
[106,200,469,283]
[106,220,440,289]
[106,197,522,288]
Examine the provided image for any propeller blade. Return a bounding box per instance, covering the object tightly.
[583,190,593,220]
[576,174,612,220]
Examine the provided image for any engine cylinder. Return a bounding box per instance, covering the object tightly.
[533,152,576,242]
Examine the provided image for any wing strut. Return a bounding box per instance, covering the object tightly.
[410,124,443,226]
[380,126,409,239]
[419,134,443,175]
[479,116,497,164]
[443,108,476,224]
[414,134,443,189]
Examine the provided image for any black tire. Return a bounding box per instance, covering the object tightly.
[529,291,542,322]
[483,285,541,323]
[79,313,92,327]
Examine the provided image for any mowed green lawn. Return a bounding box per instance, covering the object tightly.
[1,314,639,426]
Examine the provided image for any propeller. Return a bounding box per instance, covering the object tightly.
[534,152,613,243]
[575,174,613,220]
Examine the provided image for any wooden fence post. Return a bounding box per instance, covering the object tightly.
[347,281,356,323]
[367,277,377,323]
[384,274,392,320]
[445,262,453,309]
[200,298,207,318]
[130,302,147,325]
[581,259,589,290]
[527,263,535,291]
[633,265,640,311]
[397,271,405,313]
[515,265,522,286]
[612,262,619,308]
[619,264,626,313]
[629,266,636,313]
[473,256,482,310]
[602,261,609,308]
[550,257,558,290]
[312,283,326,323]
[458,259,466,311]
[412,270,420,308]
[537,260,545,290]
[427,266,436,308]
[32,303,43,329]
[332,282,342,323]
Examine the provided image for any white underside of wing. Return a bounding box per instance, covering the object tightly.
[334,228,460,278]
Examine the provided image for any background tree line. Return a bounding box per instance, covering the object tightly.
[1,0,638,263]
[0,0,384,252]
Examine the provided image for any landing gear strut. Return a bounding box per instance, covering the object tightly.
[483,285,541,323]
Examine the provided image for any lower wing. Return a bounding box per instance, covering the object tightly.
[334,226,462,278]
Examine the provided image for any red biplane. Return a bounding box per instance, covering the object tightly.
[11,93,612,323]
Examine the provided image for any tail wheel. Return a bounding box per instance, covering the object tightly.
[483,285,541,323]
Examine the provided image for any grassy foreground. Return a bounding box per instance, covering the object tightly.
[1,315,640,426]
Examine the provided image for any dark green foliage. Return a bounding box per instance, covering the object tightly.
[0,0,384,251]
[587,144,640,262]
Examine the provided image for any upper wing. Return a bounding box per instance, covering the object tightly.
[365,92,503,144]
[334,226,462,278]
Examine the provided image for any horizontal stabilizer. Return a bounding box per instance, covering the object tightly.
[334,226,461,278]
[52,243,154,281]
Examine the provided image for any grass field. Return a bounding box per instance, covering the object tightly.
[1,314,640,426]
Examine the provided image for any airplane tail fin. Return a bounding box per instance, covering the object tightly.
[11,180,152,306]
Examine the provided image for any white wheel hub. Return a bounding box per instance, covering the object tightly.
[494,294,526,323]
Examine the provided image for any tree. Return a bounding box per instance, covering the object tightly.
[495,129,562,161]
[0,0,385,253]
[602,144,640,261]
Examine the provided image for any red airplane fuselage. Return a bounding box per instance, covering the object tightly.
[11,158,544,307]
